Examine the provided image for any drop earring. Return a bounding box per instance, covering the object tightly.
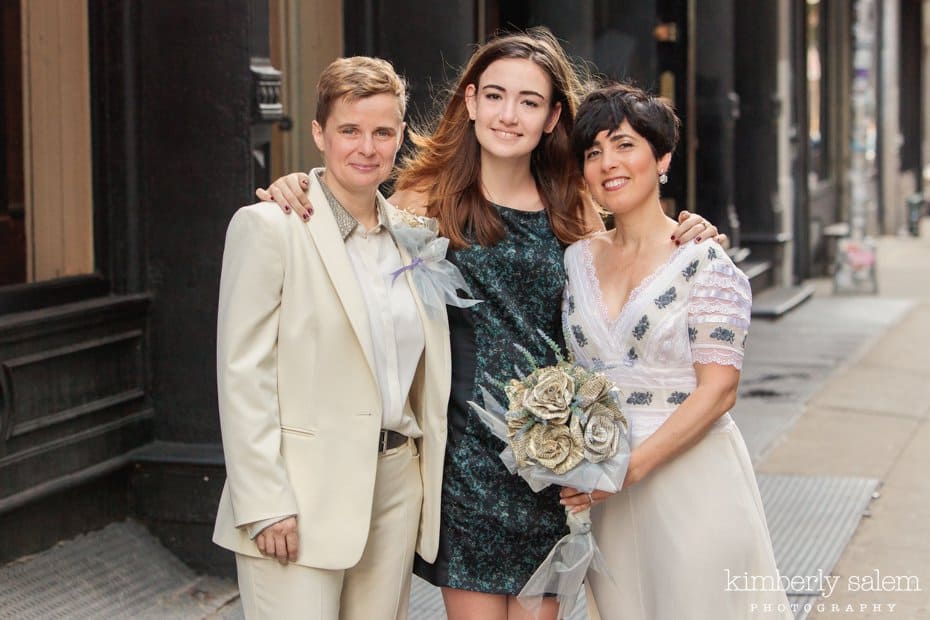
[659,170,668,185]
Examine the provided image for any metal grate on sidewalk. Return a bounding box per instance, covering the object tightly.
[758,473,880,620]
[0,520,238,619]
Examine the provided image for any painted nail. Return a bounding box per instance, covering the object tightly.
[670,235,676,241]
[302,213,309,222]
[284,205,291,213]
[695,236,701,243]
[675,240,681,246]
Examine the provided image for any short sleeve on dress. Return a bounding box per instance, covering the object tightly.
[687,254,752,369]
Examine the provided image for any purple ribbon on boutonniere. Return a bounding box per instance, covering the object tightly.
[388,210,481,317]
[390,257,425,284]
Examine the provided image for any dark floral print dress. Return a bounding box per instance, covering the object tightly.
[413,205,568,594]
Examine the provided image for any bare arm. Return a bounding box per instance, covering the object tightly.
[256,174,433,222]
[623,363,739,486]
[562,362,739,512]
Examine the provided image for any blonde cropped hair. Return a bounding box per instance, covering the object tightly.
[315,56,408,126]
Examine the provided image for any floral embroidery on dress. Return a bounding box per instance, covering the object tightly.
[710,326,736,344]
[571,324,589,348]
[633,315,650,340]
[567,294,576,315]
[667,391,690,405]
[654,287,677,309]
[708,247,718,260]
[626,391,653,406]
[682,260,699,281]
[688,327,698,343]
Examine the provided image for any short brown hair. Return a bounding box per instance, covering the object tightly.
[315,56,408,126]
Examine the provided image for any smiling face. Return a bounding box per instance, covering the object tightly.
[464,58,562,162]
[311,93,404,197]
[582,120,671,216]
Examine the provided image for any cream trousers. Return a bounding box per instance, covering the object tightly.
[235,440,422,620]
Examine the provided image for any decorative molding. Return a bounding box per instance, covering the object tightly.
[10,389,144,438]
[2,329,144,440]
[0,294,152,501]
[250,58,283,123]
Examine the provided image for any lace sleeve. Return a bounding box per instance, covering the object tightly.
[687,255,752,369]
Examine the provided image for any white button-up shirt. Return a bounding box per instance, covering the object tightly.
[320,174,426,438]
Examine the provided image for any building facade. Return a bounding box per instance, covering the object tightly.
[1,0,927,575]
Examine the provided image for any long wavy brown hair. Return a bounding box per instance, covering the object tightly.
[396,27,592,249]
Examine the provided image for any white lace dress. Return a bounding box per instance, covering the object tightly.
[563,238,792,620]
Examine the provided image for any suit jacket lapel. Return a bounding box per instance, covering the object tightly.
[304,177,378,381]
[383,196,451,424]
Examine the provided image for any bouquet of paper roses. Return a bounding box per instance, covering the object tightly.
[469,332,630,619]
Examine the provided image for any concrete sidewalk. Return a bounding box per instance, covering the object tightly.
[758,236,930,618]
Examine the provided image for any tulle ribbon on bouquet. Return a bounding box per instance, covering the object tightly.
[470,387,630,619]
[519,507,613,619]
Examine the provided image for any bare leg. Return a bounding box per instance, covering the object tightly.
[441,587,559,620]
[507,595,558,620]
[442,588,508,620]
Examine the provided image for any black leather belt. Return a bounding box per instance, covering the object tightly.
[379,429,407,452]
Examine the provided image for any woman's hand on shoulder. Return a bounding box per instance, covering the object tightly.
[672,210,729,247]
[256,172,314,221]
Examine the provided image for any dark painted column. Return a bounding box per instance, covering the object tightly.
[695,0,738,242]
[128,1,273,573]
[136,1,254,443]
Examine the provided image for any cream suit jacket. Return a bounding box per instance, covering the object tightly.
[213,177,450,569]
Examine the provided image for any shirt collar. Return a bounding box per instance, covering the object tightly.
[315,169,389,240]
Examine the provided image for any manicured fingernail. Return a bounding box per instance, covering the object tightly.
[302,213,309,222]
[675,240,681,246]
[307,208,313,215]
[695,237,701,242]
[284,205,291,213]
[670,235,676,241]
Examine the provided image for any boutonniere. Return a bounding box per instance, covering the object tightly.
[388,208,481,316]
